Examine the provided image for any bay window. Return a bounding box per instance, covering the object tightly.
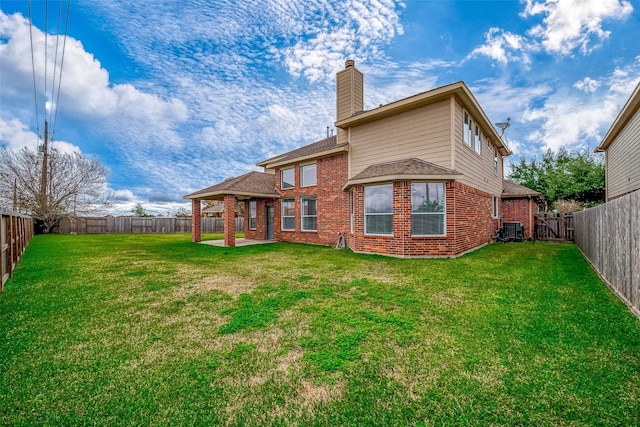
[365,184,393,235]
[411,182,446,236]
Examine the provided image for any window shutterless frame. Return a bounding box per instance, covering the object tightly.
[281,198,295,230]
[364,184,393,235]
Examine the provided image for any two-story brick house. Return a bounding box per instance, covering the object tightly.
[185,60,535,257]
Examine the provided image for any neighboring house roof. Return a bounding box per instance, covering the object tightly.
[184,171,279,200]
[202,202,224,214]
[343,158,463,190]
[335,81,512,157]
[502,180,540,198]
[256,135,349,169]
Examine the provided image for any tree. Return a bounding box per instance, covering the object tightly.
[172,207,191,217]
[508,148,605,211]
[0,147,112,232]
[131,203,152,217]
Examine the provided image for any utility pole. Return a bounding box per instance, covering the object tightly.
[40,119,49,213]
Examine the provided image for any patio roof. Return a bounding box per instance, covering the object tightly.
[343,158,463,190]
[184,171,279,200]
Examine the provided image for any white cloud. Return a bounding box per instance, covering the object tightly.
[468,28,530,65]
[523,61,640,151]
[522,0,633,55]
[573,77,600,93]
[0,117,81,154]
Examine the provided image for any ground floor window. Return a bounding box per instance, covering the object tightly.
[411,182,446,235]
[281,198,294,230]
[249,201,257,229]
[493,195,499,218]
[365,184,393,235]
[301,197,317,231]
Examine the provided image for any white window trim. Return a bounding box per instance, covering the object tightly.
[492,195,499,219]
[281,198,295,230]
[364,184,394,236]
[281,168,295,189]
[474,125,482,156]
[249,201,257,230]
[411,182,447,237]
[463,111,473,148]
[300,163,317,188]
[301,196,317,232]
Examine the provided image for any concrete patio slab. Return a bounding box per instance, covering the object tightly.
[199,238,276,247]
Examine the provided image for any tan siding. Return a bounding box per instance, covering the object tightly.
[349,100,452,176]
[607,107,640,199]
[452,100,504,195]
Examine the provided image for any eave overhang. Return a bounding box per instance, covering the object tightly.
[342,173,464,191]
[595,81,640,153]
[335,81,512,157]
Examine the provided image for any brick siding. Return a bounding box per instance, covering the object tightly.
[349,180,494,257]
[501,198,537,239]
[271,153,350,246]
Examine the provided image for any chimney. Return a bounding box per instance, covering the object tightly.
[336,59,363,144]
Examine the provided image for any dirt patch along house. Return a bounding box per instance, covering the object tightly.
[185,60,537,257]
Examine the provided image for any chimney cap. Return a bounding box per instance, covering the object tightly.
[345,59,355,68]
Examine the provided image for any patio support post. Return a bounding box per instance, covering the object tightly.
[223,194,236,247]
[191,199,201,242]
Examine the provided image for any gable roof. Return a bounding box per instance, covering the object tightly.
[184,171,279,200]
[343,158,463,190]
[257,135,349,169]
[502,180,540,198]
[335,81,512,157]
[595,81,640,152]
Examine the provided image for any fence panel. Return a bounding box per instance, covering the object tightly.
[574,190,639,318]
[535,213,574,242]
[1,210,34,290]
[52,216,243,235]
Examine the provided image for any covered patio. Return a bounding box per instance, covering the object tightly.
[184,171,279,247]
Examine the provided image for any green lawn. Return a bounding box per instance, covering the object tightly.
[1,234,639,426]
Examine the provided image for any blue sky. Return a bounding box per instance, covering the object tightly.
[1,0,639,215]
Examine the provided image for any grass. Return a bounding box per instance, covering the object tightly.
[1,234,639,426]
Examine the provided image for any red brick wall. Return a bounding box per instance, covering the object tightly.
[223,194,236,247]
[191,199,201,242]
[349,181,495,257]
[273,153,350,246]
[244,199,273,240]
[501,197,537,239]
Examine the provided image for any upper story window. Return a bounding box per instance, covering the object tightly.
[301,197,317,231]
[464,111,473,148]
[249,201,257,229]
[474,125,482,156]
[411,182,446,236]
[281,198,295,230]
[494,147,499,175]
[364,184,393,235]
[301,163,317,187]
[281,168,294,189]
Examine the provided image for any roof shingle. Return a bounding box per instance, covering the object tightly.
[184,171,278,200]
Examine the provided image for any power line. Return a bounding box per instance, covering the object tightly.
[51,0,71,138]
[27,0,40,135]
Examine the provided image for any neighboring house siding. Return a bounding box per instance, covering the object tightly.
[274,153,350,246]
[348,100,452,177]
[606,107,640,199]
[452,100,504,197]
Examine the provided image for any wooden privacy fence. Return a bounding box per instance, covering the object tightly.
[55,216,244,234]
[574,190,639,318]
[1,210,34,290]
[535,213,574,242]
